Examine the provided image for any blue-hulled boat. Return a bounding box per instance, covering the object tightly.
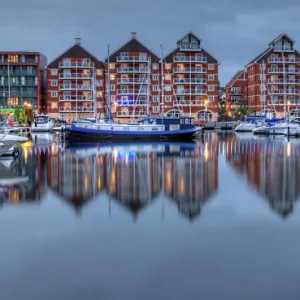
[66,116,197,142]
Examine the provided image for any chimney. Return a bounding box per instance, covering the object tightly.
[75,38,81,45]
[131,32,137,40]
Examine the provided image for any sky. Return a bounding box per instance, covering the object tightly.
[0,0,300,85]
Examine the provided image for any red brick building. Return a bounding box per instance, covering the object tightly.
[105,32,160,119]
[164,32,219,121]
[0,52,47,119]
[225,69,247,115]
[46,38,105,120]
[245,33,300,117]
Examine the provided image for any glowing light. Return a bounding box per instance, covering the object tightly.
[166,170,171,193]
[125,153,129,166]
[97,175,101,191]
[286,141,291,157]
[24,148,28,164]
[84,175,88,190]
[204,143,209,161]
[179,177,184,194]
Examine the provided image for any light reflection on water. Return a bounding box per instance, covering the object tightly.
[1,132,300,299]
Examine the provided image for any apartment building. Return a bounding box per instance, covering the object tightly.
[0,52,47,120]
[164,32,219,121]
[46,38,105,120]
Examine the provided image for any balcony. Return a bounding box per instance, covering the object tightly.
[268,68,299,74]
[59,73,93,79]
[179,43,201,51]
[117,56,149,62]
[58,62,95,68]
[59,84,92,90]
[117,89,148,95]
[59,96,94,102]
[268,79,300,84]
[117,67,149,73]
[268,57,299,63]
[273,47,294,52]
[176,89,207,95]
[59,107,94,112]
[173,78,206,84]
[117,100,148,106]
[117,111,148,117]
[271,89,299,95]
[117,78,148,84]
[173,67,207,73]
[230,98,243,103]
[173,56,207,63]
[173,100,205,106]
[230,89,242,95]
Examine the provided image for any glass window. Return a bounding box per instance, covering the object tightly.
[51,91,58,97]
[165,85,172,91]
[208,75,214,81]
[208,64,214,70]
[51,80,57,86]
[51,69,57,76]
[208,85,214,91]
[165,63,172,70]
[96,69,103,76]
[109,63,115,70]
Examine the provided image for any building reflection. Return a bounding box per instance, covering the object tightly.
[226,134,300,218]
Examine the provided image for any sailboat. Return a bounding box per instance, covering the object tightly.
[67,45,197,142]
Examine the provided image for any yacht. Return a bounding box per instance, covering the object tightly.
[235,115,265,132]
[252,118,285,135]
[31,115,55,132]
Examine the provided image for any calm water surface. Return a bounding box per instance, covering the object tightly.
[0,132,300,300]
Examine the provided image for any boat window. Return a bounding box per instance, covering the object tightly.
[185,119,190,124]
[152,127,159,131]
[35,117,49,124]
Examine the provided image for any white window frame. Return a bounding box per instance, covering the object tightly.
[110,85,115,91]
[164,85,172,92]
[153,85,159,91]
[208,64,214,70]
[51,69,58,76]
[152,106,160,113]
[152,96,159,102]
[165,96,171,102]
[208,85,214,92]
[51,91,58,97]
[208,75,214,81]
[51,80,57,87]
[153,74,159,81]
[208,96,214,102]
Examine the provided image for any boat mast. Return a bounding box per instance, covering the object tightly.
[147,57,151,115]
[7,58,11,108]
[282,51,287,119]
[160,45,164,119]
[107,45,111,124]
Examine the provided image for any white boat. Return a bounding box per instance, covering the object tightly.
[31,115,55,132]
[0,134,28,142]
[252,118,286,135]
[0,142,14,157]
[235,116,265,132]
[283,119,300,137]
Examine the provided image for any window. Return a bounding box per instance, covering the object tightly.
[110,74,115,81]
[110,85,115,91]
[165,85,172,92]
[96,91,103,97]
[51,91,58,97]
[153,85,159,91]
[51,69,57,76]
[153,74,159,81]
[96,69,103,76]
[208,75,214,81]
[96,80,102,87]
[51,102,58,109]
[109,63,115,70]
[8,55,18,63]
[28,66,33,74]
[152,64,159,70]
[165,96,171,102]
[35,77,38,86]
[209,96,214,102]
[152,106,160,113]
[51,80,57,86]
[21,76,25,85]
[165,74,171,81]
[208,64,214,70]
[153,96,159,102]
[208,85,214,92]
[165,63,172,70]
[260,75,266,81]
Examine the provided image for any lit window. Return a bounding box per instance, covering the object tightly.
[109,63,115,70]
[208,64,214,70]
[165,63,172,70]
[51,91,58,97]
[51,80,57,86]
[97,91,103,97]
[152,64,159,70]
[165,74,171,81]
[96,69,103,76]
[8,55,18,62]
[165,85,172,92]
[110,74,115,81]
[51,69,58,76]
[51,102,58,109]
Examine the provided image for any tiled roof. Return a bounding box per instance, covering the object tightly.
[106,38,160,63]
[225,70,245,88]
[47,44,104,69]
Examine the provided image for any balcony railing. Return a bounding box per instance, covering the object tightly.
[59,107,94,112]
[117,67,149,73]
[231,89,242,95]
[174,100,205,106]
[271,100,297,105]
[173,78,206,84]
[268,79,300,84]
[59,73,93,79]
[268,57,298,63]
[117,56,149,62]
[59,84,92,90]
[270,90,300,95]
[117,89,148,95]
[268,68,299,74]
[58,62,95,68]
[273,47,294,52]
[59,96,94,101]
[173,56,207,62]
[176,89,207,95]
[173,67,207,73]
[179,43,201,51]
[117,78,148,84]
[117,100,148,106]
[117,112,148,117]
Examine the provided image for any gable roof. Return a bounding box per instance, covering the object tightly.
[269,33,295,46]
[106,38,160,63]
[225,70,246,88]
[177,31,202,44]
[47,43,104,69]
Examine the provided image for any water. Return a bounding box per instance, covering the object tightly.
[0,132,300,300]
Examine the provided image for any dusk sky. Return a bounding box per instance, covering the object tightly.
[0,0,299,85]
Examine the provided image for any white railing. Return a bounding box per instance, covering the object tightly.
[271,90,300,95]
[117,101,148,106]
[59,108,94,112]
[173,56,207,62]
[59,73,93,79]
[58,62,95,68]
[273,47,294,52]
[173,67,207,73]
[173,78,206,84]
[268,68,299,74]
[117,112,148,117]
[117,78,148,84]
[268,58,298,63]
[179,44,201,51]
[268,79,300,84]
[117,89,148,95]
[174,100,205,106]
[117,67,149,73]
[271,100,297,105]
[176,89,207,95]
[59,96,93,101]
[59,84,92,90]
[117,56,149,62]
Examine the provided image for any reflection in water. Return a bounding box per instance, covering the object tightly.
[225,134,300,218]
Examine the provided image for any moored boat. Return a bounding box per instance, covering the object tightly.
[235,115,265,132]
[31,115,55,132]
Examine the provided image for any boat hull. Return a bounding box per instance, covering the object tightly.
[66,128,197,142]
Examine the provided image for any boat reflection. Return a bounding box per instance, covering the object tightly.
[225,133,300,218]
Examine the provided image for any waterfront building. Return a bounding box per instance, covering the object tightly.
[0,52,47,121]
[225,69,247,116]
[164,32,219,121]
[105,32,160,119]
[46,38,105,120]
